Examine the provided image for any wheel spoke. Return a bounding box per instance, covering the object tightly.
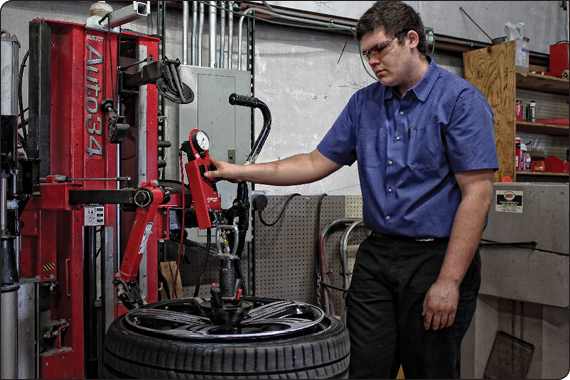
[129,308,210,327]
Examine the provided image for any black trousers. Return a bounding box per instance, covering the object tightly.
[346,233,481,379]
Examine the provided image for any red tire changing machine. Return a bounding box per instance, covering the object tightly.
[12,11,237,379]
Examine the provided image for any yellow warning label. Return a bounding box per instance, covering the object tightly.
[43,263,55,271]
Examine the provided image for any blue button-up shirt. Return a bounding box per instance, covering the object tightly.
[318,58,499,238]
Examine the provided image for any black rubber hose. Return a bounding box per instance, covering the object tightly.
[258,193,301,227]
[193,228,212,297]
[228,93,272,165]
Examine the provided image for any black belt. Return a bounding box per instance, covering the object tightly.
[370,232,449,243]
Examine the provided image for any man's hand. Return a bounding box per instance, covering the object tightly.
[204,157,246,183]
[421,280,460,330]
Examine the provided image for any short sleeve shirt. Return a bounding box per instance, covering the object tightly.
[317,58,499,238]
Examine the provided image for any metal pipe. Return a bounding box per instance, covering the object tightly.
[1,176,18,380]
[0,177,7,232]
[107,1,150,28]
[191,1,197,65]
[339,220,364,291]
[198,2,204,66]
[318,218,360,314]
[1,291,18,379]
[237,8,252,70]
[182,1,189,64]
[459,6,493,42]
[209,1,216,68]
[228,1,234,69]
[237,7,351,70]
[261,1,355,27]
[220,1,226,68]
[84,227,98,378]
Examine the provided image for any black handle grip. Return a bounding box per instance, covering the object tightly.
[229,93,259,108]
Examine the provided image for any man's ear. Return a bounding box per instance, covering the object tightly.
[406,30,420,49]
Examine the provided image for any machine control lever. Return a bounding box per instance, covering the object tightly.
[101,98,130,144]
[229,93,272,165]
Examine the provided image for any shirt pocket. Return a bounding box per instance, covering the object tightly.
[407,124,445,170]
[357,127,386,168]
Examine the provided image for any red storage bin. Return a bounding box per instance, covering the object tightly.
[550,42,569,77]
[544,156,565,172]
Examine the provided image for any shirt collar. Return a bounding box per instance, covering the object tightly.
[383,56,439,102]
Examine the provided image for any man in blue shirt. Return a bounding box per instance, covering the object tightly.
[205,1,498,378]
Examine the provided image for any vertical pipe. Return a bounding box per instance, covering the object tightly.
[198,2,204,66]
[237,11,251,70]
[1,291,18,379]
[84,227,98,379]
[1,30,20,380]
[28,21,51,177]
[191,1,197,65]
[1,176,18,380]
[0,178,7,236]
[209,1,217,68]
[183,1,189,65]
[228,1,234,70]
[238,14,244,70]
[220,1,226,68]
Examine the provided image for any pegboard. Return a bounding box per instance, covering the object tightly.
[345,195,364,218]
[517,131,569,160]
[174,194,369,319]
[516,88,569,159]
[516,89,568,119]
[254,195,368,320]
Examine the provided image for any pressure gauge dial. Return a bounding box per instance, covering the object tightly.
[192,130,210,153]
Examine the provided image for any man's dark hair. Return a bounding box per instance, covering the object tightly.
[356,1,428,56]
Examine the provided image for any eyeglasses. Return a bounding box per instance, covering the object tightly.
[361,32,408,62]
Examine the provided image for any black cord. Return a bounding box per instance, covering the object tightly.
[18,50,30,152]
[193,228,212,297]
[320,281,348,293]
[315,193,328,278]
[257,193,301,226]
[479,239,568,257]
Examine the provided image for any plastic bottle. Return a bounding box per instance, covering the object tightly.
[519,142,527,170]
[526,101,536,123]
[515,38,530,72]
[505,22,529,72]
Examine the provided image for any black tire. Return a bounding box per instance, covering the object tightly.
[103,298,350,379]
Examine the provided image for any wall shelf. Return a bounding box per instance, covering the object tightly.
[516,71,569,94]
[516,171,568,177]
[464,40,569,182]
[516,121,568,136]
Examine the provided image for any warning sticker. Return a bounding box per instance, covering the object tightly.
[138,223,153,254]
[495,190,523,213]
[85,204,105,226]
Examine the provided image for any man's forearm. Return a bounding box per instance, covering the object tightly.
[205,149,342,186]
[437,171,494,285]
[437,194,489,286]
